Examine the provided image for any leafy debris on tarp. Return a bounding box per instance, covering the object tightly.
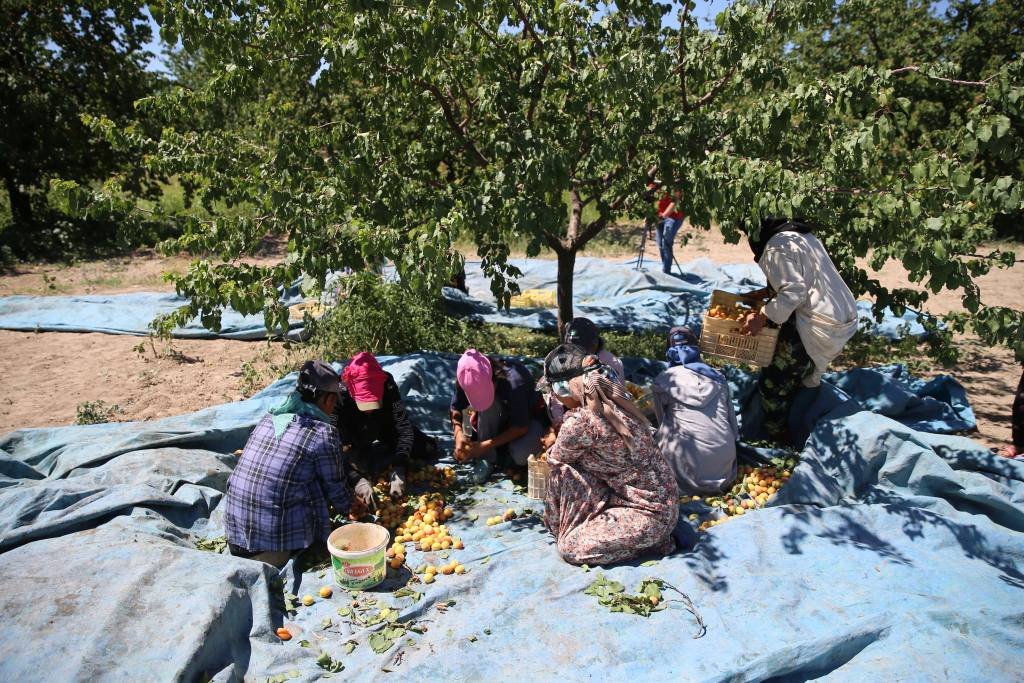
[193,536,228,553]
[584,575,706,637]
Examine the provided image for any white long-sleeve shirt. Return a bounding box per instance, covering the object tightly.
[759,232,858,386]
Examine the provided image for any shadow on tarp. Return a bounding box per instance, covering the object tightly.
[774,412,1024,587]
[1,354,1020,681]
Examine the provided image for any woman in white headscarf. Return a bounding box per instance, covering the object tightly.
[541,344,679,566]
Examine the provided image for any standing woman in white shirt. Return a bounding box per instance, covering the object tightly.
[739,218,858,444]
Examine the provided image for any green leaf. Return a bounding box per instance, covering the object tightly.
[640,560,659,567]
[993,115,1010,138]
[369,631,396,654]
[316,653,344,673]
[393,587,423,603]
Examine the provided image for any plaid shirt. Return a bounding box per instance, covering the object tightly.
[224,413,351,552]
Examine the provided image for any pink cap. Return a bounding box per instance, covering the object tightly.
[342,352,387,411]
[457,349,494,411]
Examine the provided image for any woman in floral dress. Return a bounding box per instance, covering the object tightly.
[541,344,679,565]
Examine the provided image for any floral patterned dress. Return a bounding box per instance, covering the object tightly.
[544,405,679,565]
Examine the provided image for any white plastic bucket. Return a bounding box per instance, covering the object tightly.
[327,523,390,590]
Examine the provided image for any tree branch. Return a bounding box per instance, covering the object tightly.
[512,0,545,51]
[468,15,522,83]
[567,188,583,245]
[541,227,566,255]
[685,67,737,112]
[597,163,658,225]
[575,214,610,251]
[867,28,886,63]
[411,77,490,166]
[677,3,692,110]
[527,60,551,124]
[889,65,992,87]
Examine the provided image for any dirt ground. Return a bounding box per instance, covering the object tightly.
[0,229,1019,449]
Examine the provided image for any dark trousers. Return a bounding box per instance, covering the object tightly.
[758,319,814,445]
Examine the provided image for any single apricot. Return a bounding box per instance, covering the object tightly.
[276,627,292,640]
[318,586,333,599]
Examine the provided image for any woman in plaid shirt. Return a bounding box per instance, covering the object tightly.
[224,360,352,567]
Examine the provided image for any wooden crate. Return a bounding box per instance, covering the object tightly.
[698,290,779,367]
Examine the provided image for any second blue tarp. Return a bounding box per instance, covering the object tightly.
[0,258,930,340]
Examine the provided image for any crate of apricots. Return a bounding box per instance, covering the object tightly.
[699,290,779,368]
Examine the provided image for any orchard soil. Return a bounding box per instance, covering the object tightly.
[0,228,1019,448]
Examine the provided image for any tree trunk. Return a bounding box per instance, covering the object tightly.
[556,248,576,335]
[3,175,33,227]
[555,188,585,335]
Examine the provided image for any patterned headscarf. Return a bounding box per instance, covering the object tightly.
[568,359,650,449]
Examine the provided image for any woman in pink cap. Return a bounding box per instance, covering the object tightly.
[450,349,547,483]
[336,352,438,509]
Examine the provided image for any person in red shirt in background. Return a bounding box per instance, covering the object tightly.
[656,188,685,274]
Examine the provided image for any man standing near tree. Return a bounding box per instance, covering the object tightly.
[739,218,858,446]
[655,188,685,275]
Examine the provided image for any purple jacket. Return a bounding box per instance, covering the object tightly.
[224,413,351,552]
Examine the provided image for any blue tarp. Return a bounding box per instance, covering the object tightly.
[0,290,306,340]
[0,258,928,340]
[2,353,1017,681]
